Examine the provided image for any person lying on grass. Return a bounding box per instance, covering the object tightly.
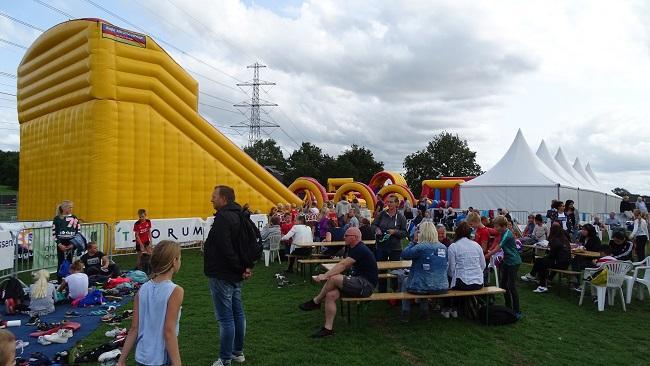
[299,227,378,338]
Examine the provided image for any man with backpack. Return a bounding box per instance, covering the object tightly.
[204,185,260,366]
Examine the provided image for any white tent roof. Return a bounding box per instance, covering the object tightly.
[535,140,577,188]
[554,148,593,189]
[573,157,607,192]
[573,158,599,186]
[463,130,566,187]
[585,163,600,183]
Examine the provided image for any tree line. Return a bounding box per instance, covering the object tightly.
[245,131,483,196]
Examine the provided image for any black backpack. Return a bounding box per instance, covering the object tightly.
[236,211,263,268]
[478,304,518,326]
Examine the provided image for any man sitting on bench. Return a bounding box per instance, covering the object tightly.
[299,227,378,338]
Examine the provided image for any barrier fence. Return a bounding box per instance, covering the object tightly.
[0,211,622,285]
[0,222,110,286]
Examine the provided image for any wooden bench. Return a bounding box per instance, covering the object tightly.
[340,286,505,324]
[297,258,341,276]
[548,268,581,287]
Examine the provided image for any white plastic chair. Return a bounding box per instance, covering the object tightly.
[579,261,633,311]
[263,233,282,267]
[486,255,499,288]
[625,256,650,304]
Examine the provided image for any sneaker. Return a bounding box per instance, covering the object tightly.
[441,309,450,318]
[65,310,81,318]
[44,329,73,344]
[15,339,29,351]
[299,299,320,311]
[311,327,334,338]
[37,336,52,346]
[515,312,523,321]
[572,286,583,293]
[533,286,548,293]
[98,349,121,362]
[399,312,410,323]
[231,353,245,363]
[105,327,126,338]
[212,359,231,366]
[26,316,40,326]
[520,273,536,282]
[449,310,458,318]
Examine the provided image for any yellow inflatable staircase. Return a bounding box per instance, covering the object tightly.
[17,19,300,223]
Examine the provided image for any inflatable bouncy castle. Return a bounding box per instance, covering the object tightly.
[17,19,301,222]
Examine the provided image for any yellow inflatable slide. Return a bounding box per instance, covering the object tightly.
[17,19,300,223]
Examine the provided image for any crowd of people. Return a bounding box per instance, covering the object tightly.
[6,191,647,364]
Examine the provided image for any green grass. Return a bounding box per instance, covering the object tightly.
[0,185,16,193]
[77,249,649,366]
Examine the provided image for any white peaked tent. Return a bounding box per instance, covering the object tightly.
[460,130,621,214]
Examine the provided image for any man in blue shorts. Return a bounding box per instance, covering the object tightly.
[299,227,378,338]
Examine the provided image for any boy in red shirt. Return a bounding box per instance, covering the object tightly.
[133,209,152,271]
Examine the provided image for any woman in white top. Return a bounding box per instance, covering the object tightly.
[282,215,313,273]
[444,222,486,318]
[630,209,648,261]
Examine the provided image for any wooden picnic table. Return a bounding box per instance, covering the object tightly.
[293,241,377,248]
[321,260,412,272]
[522,244,601,258]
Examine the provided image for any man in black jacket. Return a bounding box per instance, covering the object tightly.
[204,185,250,366]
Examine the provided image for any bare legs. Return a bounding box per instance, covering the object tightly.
[313,275,344,330]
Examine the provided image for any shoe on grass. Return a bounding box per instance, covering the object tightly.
[520,273,536,282]
[311,327,334,338]
[533,286,548,293]
[572,286,583,293]
[441,309,450,319]
[231,353,245,363]
[299,299,320,311]
[212,359,231,366]
[98,349,121,362]
[449,310,458,318]
[105,327,126,338]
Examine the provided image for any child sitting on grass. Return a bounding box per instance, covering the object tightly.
[118,240,184,366]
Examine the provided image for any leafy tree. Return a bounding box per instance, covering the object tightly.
[612,187,631,197]
[0,150,19,190]
[403,132,482,197]
[284,142,330,185]
[243,139,287,174]
[336,144,384,183]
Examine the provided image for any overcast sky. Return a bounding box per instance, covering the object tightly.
[1,0,649,194]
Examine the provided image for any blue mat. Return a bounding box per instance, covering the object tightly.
[4,296,132,360]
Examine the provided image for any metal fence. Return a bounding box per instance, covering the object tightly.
[0,222,111,285]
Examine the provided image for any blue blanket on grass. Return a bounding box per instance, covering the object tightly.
[4,296,132,360]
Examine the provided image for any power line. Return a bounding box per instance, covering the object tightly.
[81,0,249,93]
[198,102,241,115]
[0,91,16,96]
[32,0,73,19]
[0,11,46,32]
[0,38,28,49]
[0,97,16,102]
[165,0,253,79]
[0,72,17,79]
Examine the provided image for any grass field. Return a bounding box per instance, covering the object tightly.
[78,249,649,366]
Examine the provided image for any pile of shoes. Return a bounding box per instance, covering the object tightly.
[275,273,292,288]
